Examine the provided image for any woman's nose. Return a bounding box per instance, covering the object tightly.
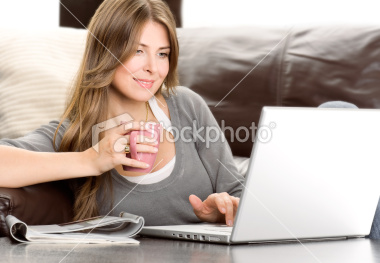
[143,55,157,73]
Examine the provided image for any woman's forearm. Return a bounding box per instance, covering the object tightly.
[0,145,99,188]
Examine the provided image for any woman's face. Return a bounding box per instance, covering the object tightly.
[111,21,170,103]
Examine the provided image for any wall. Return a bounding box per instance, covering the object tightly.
[0,1,379,29]
[0,0,59,28]
[183,0,380,28]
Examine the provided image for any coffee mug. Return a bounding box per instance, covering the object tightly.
[123,122,160,173]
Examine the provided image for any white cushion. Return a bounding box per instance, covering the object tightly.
[0,27,87,139]
[233,156,250,177]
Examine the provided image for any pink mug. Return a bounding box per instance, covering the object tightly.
[123,122,160,173]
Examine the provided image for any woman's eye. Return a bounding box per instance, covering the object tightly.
[136,50,143,55]
[158,53,168,58]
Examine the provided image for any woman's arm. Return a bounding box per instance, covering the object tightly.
[176,87,245,225]
[0,120,157,188]
[0,146,98,188]
[187,89,245,196]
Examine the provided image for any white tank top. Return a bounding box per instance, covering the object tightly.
[123,96,176,184]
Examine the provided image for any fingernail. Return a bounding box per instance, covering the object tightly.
[145,163,150,168]
[153,148,158,152]
[227,220,232,226]
[221,208,226,214]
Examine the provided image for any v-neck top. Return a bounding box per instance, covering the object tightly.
[103,87,244,225]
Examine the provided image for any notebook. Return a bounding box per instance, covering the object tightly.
[140,107,380,244]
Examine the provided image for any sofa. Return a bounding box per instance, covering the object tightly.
[1,24,380,237]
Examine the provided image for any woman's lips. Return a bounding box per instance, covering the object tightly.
[134,78,154,89]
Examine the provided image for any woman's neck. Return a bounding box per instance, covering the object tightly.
[107,94,150,122]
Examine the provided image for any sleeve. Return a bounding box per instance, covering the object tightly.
[0,119,70,152]
[184,89,245,197]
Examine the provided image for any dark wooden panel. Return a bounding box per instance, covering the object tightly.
[59,0,182,28]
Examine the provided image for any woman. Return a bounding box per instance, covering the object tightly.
[0,0,243,227]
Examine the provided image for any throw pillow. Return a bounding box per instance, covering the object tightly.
[0,27,86,139]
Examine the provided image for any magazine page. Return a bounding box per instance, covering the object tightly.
[6,212,144,244]
[24,229,140,244]
[6,215,29,243]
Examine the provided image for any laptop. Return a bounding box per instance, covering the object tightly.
[140,107,380,244]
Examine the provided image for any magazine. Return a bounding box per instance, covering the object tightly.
[6,212,144,244]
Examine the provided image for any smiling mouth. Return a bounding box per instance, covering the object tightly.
[133,78,154,89]
[134,78,153,84]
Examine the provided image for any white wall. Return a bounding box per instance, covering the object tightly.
[182,0,380,28]
[0,0,379,29]
[0,0,59,28]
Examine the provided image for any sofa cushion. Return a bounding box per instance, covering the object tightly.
[0,181,74,237]
[0,27,86,139]
[281,25,380,108]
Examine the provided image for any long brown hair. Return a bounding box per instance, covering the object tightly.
[54,0,179,220]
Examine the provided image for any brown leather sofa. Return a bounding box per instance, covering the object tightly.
[1,25,380,237]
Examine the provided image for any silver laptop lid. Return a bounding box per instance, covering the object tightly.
[231,107,380,243]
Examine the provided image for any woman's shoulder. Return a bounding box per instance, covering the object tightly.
[0,118,71,151]
[167,86,207,107]
[38,119,71,134]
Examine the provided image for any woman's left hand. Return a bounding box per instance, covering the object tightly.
[189,193,240,226]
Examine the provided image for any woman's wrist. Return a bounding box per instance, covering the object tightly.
[81,147,103,176]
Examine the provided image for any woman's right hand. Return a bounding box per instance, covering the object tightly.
[87,121,158,175]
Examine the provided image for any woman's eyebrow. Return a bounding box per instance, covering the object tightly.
[139,43,170,50]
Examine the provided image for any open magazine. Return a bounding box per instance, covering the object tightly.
[6,212,144,244]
